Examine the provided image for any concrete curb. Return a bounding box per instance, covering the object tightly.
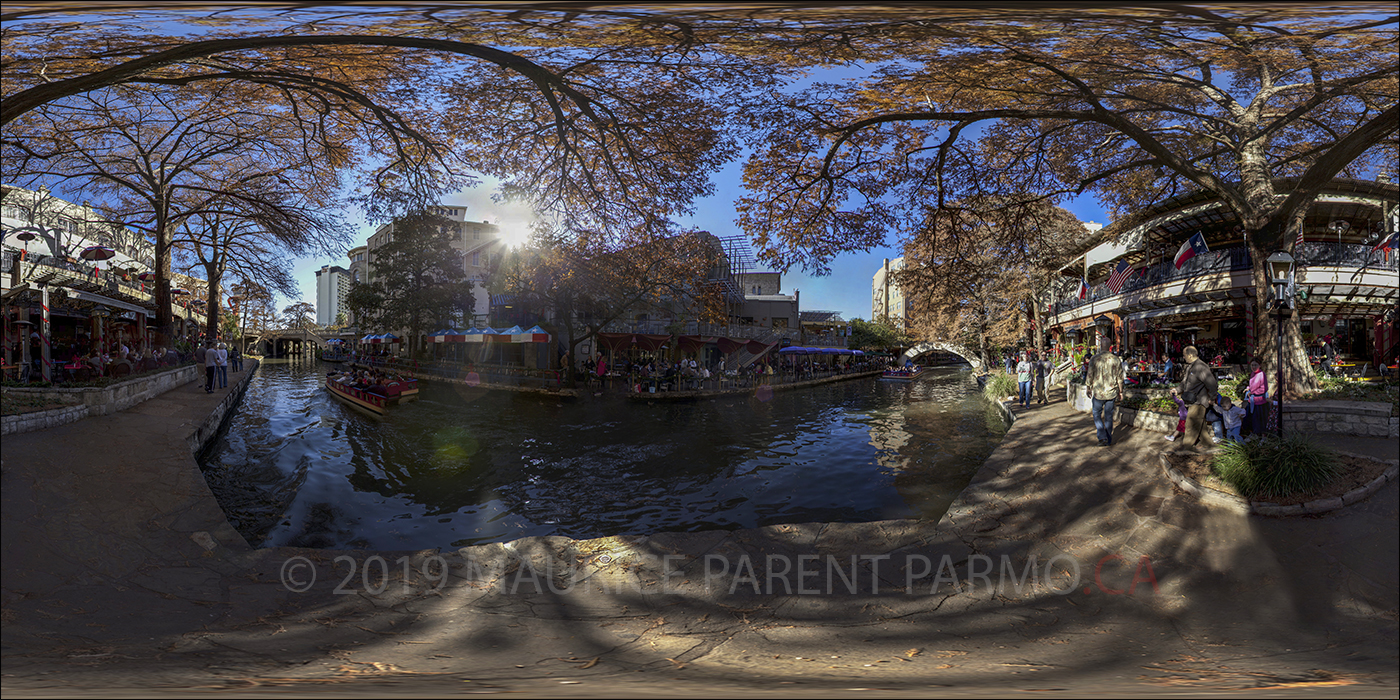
[1158,449,1400,517]
[187,359,260,458]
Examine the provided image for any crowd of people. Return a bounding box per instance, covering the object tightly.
[327,367,409,395]
[1085,337,1277,450]
[579,352,875,393]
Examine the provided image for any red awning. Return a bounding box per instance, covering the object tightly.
[716,337,746,354]
[635,334,671,352]
[596,332,634,354]
[745,339,774,355]
[677,335,717,354]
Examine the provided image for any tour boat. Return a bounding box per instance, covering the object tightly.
[381,377,419,401]
[880,366,926,382]
[325,375,390,415]
[320,350,349,363]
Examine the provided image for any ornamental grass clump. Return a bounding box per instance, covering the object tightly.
[984,371,1018,402]
[1211,434,1341,500]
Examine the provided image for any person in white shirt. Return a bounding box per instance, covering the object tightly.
[215,343,229,388]
[203,342,218,392]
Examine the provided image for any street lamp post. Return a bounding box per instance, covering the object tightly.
[1267,251,1295,439]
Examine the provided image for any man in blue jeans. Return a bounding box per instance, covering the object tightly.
[1016,353,1034,408]
[1086,337,1124,446]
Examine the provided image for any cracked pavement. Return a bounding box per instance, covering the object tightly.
[2,369,1397,697]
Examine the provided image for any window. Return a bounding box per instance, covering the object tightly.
[473,227,480,241]
[471,252,479,266]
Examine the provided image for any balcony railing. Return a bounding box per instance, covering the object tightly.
[1049,242,1394,316]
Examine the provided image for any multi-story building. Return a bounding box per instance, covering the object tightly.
[362,206,503,328]
[1044,179,1398,367]
[872,257,907,324]
[2,183,207,372]
[313,265,350,326]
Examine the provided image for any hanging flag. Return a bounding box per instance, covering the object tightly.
[1373,231,1397,262]
[1077,277,1088,300]
[1295,225,1306,253]
[1174,232,1210,269]
[1106,259,1131,294]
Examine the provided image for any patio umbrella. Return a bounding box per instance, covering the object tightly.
[80,246,116,262]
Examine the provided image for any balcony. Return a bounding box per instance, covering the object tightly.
[1049,242,1396,317]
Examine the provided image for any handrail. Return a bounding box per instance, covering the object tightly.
[1049,242,1396,316]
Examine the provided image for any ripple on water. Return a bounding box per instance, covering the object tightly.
[199,360,1007,550]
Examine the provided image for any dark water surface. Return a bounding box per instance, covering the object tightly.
[199,358,1009,551]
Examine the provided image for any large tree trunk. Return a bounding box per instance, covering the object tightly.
[1248,230,1319,399]
[154,220,173,347]
[203,261,222,343]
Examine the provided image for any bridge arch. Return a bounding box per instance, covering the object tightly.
[902,341,982,371]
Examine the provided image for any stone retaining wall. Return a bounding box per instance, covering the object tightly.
[1067,383,1398,439]
[1,364,200,435]
[188,359,259,457]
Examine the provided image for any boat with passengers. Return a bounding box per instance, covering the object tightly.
[324,369,419,415]
[879,365,926,382]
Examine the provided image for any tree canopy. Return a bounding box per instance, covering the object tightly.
[344,211,476,358]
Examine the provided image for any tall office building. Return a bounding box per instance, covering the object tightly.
[314,265,351,326]
[872,257,907,324]
[364,206,504,327]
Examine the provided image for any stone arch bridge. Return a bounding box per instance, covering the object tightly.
[902,341,982,371]
[247,327,329,357]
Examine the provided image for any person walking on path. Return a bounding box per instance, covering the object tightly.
[1177,345,1218,451]
[1035,353,1050,404]
[1165,389,1187,441]
[1016,353,1034,408]
[1005,354,1015,374]
[203,342,218,393]
[230,346,242,373]
[215,343,229,389]
[1246,359,1268,437]
[1086,337,1124,446]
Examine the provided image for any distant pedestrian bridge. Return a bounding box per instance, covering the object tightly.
[903,341,982,371]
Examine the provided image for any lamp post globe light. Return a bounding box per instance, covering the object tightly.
[1266,251,1295,439]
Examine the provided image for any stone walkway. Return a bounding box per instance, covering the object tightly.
[1,371,1396,697]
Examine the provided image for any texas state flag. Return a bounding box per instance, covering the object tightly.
[1076,277,1089,300]
[1174,232,1209,269]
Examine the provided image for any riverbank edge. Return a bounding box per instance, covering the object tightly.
[345,360,886,400]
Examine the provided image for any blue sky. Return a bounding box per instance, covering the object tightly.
[289,160,1111,323]
[289,59,1115,323]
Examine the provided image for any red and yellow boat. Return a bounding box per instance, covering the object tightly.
[324,374,420,415]
[325,375,390,415]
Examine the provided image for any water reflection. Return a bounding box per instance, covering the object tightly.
[200,358,1008,551]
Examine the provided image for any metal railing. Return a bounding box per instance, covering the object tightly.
[1049,242,1396,316]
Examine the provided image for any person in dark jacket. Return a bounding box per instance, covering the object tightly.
[1177,345,1218,451]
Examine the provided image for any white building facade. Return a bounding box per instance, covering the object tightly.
[314,265,351,326]
[872,257,907,324]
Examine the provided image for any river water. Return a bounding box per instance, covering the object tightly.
[199,358,1009,551]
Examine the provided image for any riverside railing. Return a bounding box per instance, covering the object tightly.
[1049,242,1395,316]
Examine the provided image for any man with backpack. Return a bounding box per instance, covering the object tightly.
[1177,345,1218,451]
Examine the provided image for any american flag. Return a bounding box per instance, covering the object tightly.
[1106,259,1131,294]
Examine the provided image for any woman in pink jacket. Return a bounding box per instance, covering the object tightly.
[1246,359,1268,438]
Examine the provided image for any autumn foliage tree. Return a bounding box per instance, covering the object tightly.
[489,229,725,384]
[737,7,1398,394]
[343,211,476,360]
